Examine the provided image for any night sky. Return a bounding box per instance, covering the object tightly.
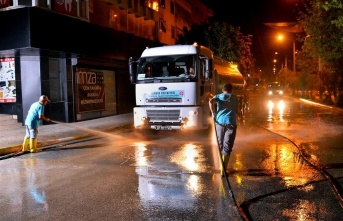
[201,0,301,72]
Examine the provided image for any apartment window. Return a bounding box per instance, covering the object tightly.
[89,0,93,13]
[52,0,77,16]
[160,0,165,8]
[145,0,159,11]
[78,0,88,20]
[160,20,166,33]
[170,1,174,14]
[171,26,175,39]
[109,10,118,23]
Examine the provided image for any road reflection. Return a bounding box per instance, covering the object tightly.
[267,99,286,122]
[170,143,203,172]
[133,141,210,211]
[4,158,49,215]
[282,198,323,220]
[263,143,319,187]
[24,158,49,212]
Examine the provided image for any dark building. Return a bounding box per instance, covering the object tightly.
[0,0,212,124]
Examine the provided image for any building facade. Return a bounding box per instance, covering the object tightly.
[0,0,213,124]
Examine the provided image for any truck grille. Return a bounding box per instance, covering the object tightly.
[146,109,180,121]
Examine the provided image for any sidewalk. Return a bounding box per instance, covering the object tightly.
[0,113,133,156]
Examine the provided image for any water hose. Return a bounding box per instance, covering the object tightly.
[212,116,249,221]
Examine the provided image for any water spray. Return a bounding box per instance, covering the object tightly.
[50,120,123,140]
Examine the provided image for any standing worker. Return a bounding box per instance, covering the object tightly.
[209,83,239,177]
[22,95,51,153]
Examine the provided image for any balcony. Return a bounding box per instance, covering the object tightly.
[133,1,158,21]
[107,0,132,9]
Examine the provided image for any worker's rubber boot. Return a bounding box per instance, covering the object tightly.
[29,139,41,153]
[220,154,230,177]
[22,137,30,152]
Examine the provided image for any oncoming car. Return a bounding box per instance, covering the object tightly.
[267,82,283,96]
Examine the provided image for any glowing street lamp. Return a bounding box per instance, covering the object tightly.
[277,34,283,41]
[277,33,296,73]
[265,22,303,73]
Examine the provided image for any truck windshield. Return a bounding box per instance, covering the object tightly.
[136,55,196,81]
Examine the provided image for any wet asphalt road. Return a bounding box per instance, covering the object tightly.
[0,92,342,221]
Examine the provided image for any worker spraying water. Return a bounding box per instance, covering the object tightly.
[22,95,51,153]
[209,83,239,177]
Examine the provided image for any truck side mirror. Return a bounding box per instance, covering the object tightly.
[129,57,137,84]
[204,59,212,80]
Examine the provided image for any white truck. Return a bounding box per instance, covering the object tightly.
[128,44,245,131]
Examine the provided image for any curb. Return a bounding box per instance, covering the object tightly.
[0,134,93,157]
[0,113,134,157]
[0,145,21,156]
[0,122,133,157]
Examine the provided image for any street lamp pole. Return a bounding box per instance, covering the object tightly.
[277,34,296,72]
[264,22,304,73]
[293,39,296,73]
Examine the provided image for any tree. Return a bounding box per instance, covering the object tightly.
[295,48,322,97]
[177,23,208,46]
[176,21,255,76]
[278,67,297,92]
[238,34,255,77]
[298,0,343,106]
[204,21,242,62]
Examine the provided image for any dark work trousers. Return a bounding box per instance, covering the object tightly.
[215,124,237,156]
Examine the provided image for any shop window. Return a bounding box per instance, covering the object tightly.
[51,0,89,20]
[0,0,11,8]
[0,58,16,103]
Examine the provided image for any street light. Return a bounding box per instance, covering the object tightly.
[277,33,296,73]
[292,38,295,73]
[264,22,304,73]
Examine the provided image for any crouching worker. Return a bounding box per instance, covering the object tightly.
[208,83,239,177]
[22,95,51,153]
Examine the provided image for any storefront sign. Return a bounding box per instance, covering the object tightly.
[76,68,105,113]
[53,0,77,16]
[0,58,16,103]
